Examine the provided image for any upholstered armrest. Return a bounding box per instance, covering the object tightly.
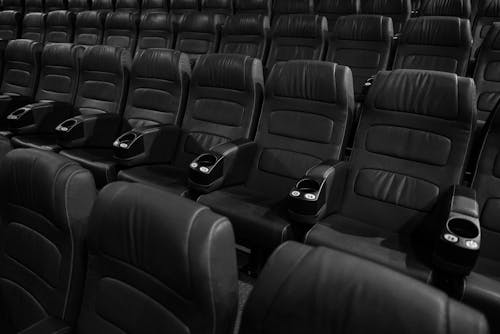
[7,101,74,134]
[0,93,34,121]
[18,317,71,334]
[188,138,258,193]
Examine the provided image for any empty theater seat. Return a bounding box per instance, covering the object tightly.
[75,181,238,334]
[60,49,190,187]
[115,0,140,13]
[25,0,44,12]
[419,0,472,18]
[91,0,114,12]
[361,0,411,34]
[266,15,327,71]
[68,0,89,12]
[201,0,233,16]
[3,0,25,13]
[0,11,22,40]
[315,0,360,31]
[22,12,46,43]
[393,16,473,75]
[0,149,96,333]
[118,54,263,194]
[45,10,75,44]
[304,69,476,283]
[74,10,106,46]
[472,0,500,60]
[141,0,168,12]
[103,12,139,54]
[234,0,271,16]
[45,0,68,11]
[326,15,393,101]
[219,14,269,59]
[196,61,354,251]
[272,0,314,23]
[136,11,174,52]
[240,242,489,334]
[175,12,224,64]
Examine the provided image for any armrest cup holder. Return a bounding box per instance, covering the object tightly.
[288,177,326,224]
[188,153,224,187]
[113,131,144,159]
[55,118,84,141]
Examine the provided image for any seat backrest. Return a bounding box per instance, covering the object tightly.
[219,14,269,59]
[25,0,44,12]
[141,0,168,12]
[174,54,263,168]
[360,0,411,33]
[0,10,22,40]
[240,242,489,334]
[0,149,96,332]
[234,0,271,16]
[76,181,237,334]
[74,45,131,116]
[74,10,106,45]
[45,10,75,43]
[339,69,475,231]
[103,11,138,54]
[272,0,314,23]
[170,0,199,14]
[175,12,224,64]
[115,0,139,13]
[21,12,46,43]
[45,0,68,11]
[136,11,174,52]
[326,15,393,100]
[393,16,473,76]
[35,43,82,104]
[3,0,25,13]
[266,14,327,71]
[1,39,42,97]
[68,0,89,12]
[123,49,190,131]
[472,0,500,59]
[420,0,472,18]
[316,0,360,31]
[245,61,354,198]
[201,0,233,15]
[91,0,114,12]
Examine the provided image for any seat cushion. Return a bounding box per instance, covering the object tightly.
[117,164,189,195]
[463,272,500,333]
[11,135,61,152]
[306,214,432,282]
[198,185,294,250]
[0,135,12,160]
[60,148,118,188]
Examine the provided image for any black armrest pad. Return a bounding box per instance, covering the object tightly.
[18,317,71,334]
[57,113,122,148]
[8,101,75,134]
[0,94,33,121]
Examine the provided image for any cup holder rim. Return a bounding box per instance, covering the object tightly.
[196,153,219,166]
[446,218,480,239]
[296,178,322,192]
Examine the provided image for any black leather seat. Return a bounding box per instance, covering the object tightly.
[0,148,96,333]
[360,0,411,33]
[420,0,472,18]
[170,0,199,15]
[103,12,139,54]
[74,10,106,46]
[60,49,190,187]
[0,11,22,40]
[234,0,271,16]
[3,0,25,13]
[393,16,473,76]
[118,54,263,194]
[315,0,360,31]
[219,14,269,59]
[201,0,233,16]
[21,12,46,43]
[136,11,174,52]
[472,0,500,61]
[115,0,139,13]
[326,14,393,101]
[266,14,327,72]
[68,0,89,12]
[75,181,238,334]
[45,0,67,11]
[45,10,75,44]
[240,241,489,334]
[91,0,113,12]
[25,0,44,12]
[175,12,224,65]
[198,61,354,251]
[141,0,168,12]
[272,0,314,24]
[305,69,476,283]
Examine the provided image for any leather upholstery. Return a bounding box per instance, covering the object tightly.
[201,0,233,15]
[360,0,411,33]
[170,0,199,14]
[103,12,139,54]
[68,0,89,12]
[3,0,25,13]
[45,0,67,11]
[471,0,500,58]
[76,181,238,334]
[45,10,75,44]
[316,0,360,31]
[0,11,21,40]
[115,0,139,13]
[420,0,472,18]
[266,14,327,71]
[234,0,271,16]
[199,61,354,250]
[22,12,46,43]
[137,11,174,52]
[141,0,168,12]
[91,0,114,12]
[74,10,106,46]
[0,149,96,332]
[326,14,393,100]
[25,0,44,12]
[219,14,269,59]
[394,16,473,75]
[240,242,489,334]
[272,0,314,22]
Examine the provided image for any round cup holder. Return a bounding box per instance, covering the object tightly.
[447,218,480,239]
[197,154,217,167]
[118,132,138,145]
[12,107,28,116]
[296,179,321,193]
[61,119,78,128]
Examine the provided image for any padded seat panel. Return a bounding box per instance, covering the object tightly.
[117,165,188,195]
[11,135,60,152]
[60,149,117,188]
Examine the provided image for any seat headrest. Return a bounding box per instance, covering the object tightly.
[367,69,475,121]
[5,39,42,63]
[267,60,352,105]
[68,0,89,10]
[0,149,96,231]
[42,43,81,67]
[115,0,140,9]
[273,0,314,14]
[420,0,471,18]
[105,11,138,29]
[0,10,22,24]
[234,0,270,12]
[178,12,224,33]
[193,53,263,91]
[484,22,500,50]
[23,12,46,26]
[141,0,168,10]
[400,17,472,47]
[133,48,190,83]
[170,0,198,10]
[139,11,172,30]
[316,0,360,14]
[3,0,24,10]
[45,0,66,11]
[361,0,411,15]
[201,0,233,12]
[273,14,327,38]
[46,10,75,26]
[76,10,106,27]
[223,14,268,35]
[81,45,131,74]
[477,0,500,17]
[333,15,393,41]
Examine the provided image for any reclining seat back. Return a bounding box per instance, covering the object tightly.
[244,61,353,199]
[201,0,233,16]
[361,0,411,33]
[338,69,475,232]
[0,11,22,40]
[25,0,44,12]
[266,15,327,71]
[103,12,139,54]
[0,149,96,332]
[219,14,269,59]
[316,0,360,31]
[45,0,68,11]
[272,0,314,24]
[234,0,271,16]
[115,0,140,13]
[326,15,393,100]
[420,0,472,18]
[76,182,237,334]
[3,0,25,13]
[21,12,46,43]
[141,0,168,13]
[45,10,75,44]
[393,16,473,76]
[74,10,106,46]
[136,12,174,52]
[74,45,130,117]
[68,0,89,12]
[472,0,500,59]
[173,54,263,169]
[170,0,199,15]
[91,0,114,12]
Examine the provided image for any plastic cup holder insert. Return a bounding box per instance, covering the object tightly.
[57,118,78,132]
[197,154,217,167]
[296,179,321,193]
[119,132,137,145]
[447,218,480,239]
